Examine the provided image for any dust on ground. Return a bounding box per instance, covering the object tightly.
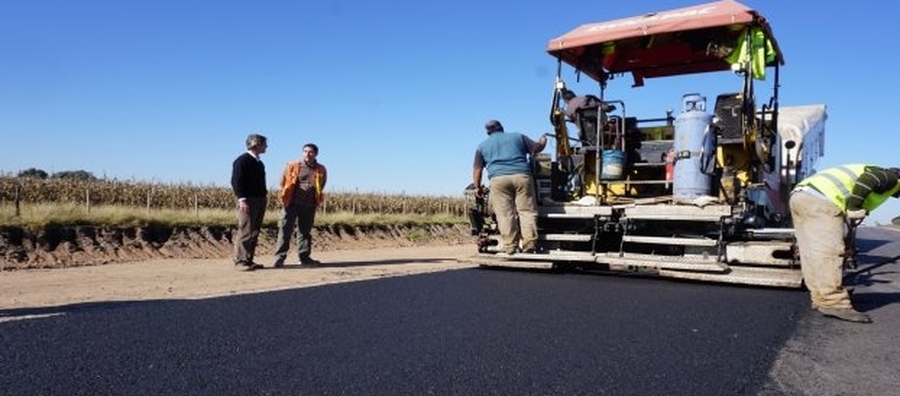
[0,224,479,315]
[0,244,477,315]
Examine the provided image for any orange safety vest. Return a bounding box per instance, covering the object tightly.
[278,161,326,207]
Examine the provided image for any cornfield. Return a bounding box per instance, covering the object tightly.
[0,176,470,216]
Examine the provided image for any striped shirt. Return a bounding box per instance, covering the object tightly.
[847,166,899,210]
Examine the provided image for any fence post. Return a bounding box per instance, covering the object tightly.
[14,183,20,217]
[194,193,199,217]
[86,187,91,213]
[146,186,152,214]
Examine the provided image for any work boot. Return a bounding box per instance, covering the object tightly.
[816,307,872,323]
[300,257,321,266]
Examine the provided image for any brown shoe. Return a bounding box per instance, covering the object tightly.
[816,307,872,323]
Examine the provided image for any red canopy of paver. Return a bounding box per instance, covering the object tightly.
[547,0,783,83]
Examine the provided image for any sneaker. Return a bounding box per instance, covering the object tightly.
[816,307,872,323]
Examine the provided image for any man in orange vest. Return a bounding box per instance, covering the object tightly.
[790,164,900,323]
[273,143,328,267]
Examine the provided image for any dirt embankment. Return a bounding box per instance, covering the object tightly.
[0,224,473,270]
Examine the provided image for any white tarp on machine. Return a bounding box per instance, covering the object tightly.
[776,104,827,183]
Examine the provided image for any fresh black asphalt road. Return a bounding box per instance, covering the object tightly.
[2,227,899,396]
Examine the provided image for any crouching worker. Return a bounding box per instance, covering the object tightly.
[790,164,900,323]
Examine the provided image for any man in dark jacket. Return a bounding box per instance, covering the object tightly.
[231,133,268,271]
[561,89,614,146]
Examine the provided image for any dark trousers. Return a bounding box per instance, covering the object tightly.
[274,204,317,262]
[233,196,266,264]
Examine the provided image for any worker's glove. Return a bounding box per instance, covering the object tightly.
[846,209,868,221]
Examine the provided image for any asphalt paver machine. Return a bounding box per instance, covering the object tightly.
[466,0,827,287]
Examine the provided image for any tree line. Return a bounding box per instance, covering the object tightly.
[16,168,97,181]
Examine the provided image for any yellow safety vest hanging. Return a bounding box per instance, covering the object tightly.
[725,27,776,80]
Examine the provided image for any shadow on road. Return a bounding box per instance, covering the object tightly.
[260,257,459,270]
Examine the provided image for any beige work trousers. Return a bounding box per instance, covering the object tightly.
[489,173,538,253]
[790,190,852,309]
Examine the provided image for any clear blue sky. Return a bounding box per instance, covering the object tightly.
[2,1,898,224]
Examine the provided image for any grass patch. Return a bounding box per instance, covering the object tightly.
[405,228,432,243]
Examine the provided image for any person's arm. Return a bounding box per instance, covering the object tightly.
[231,155,246,198]
[534,135,548,153]
[231,155,251,212]
[473,150,485,195]
[522,135,548,155]
[319,166,327,190]
[279,163,290,189]
[847,166,899,210]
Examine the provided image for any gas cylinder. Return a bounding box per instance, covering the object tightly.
[673,93,714,199]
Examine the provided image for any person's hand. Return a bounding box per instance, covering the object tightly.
[237,199,249,213]
[475,185,484,197]
[846,209,867,221]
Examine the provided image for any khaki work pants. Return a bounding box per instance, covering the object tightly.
[790,190,852,309]
[489,174,538,253]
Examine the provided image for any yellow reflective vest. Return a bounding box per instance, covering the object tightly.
[796,164,900,213]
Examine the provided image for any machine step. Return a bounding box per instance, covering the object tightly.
[621,235,718,247]
[541,233,594,242]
